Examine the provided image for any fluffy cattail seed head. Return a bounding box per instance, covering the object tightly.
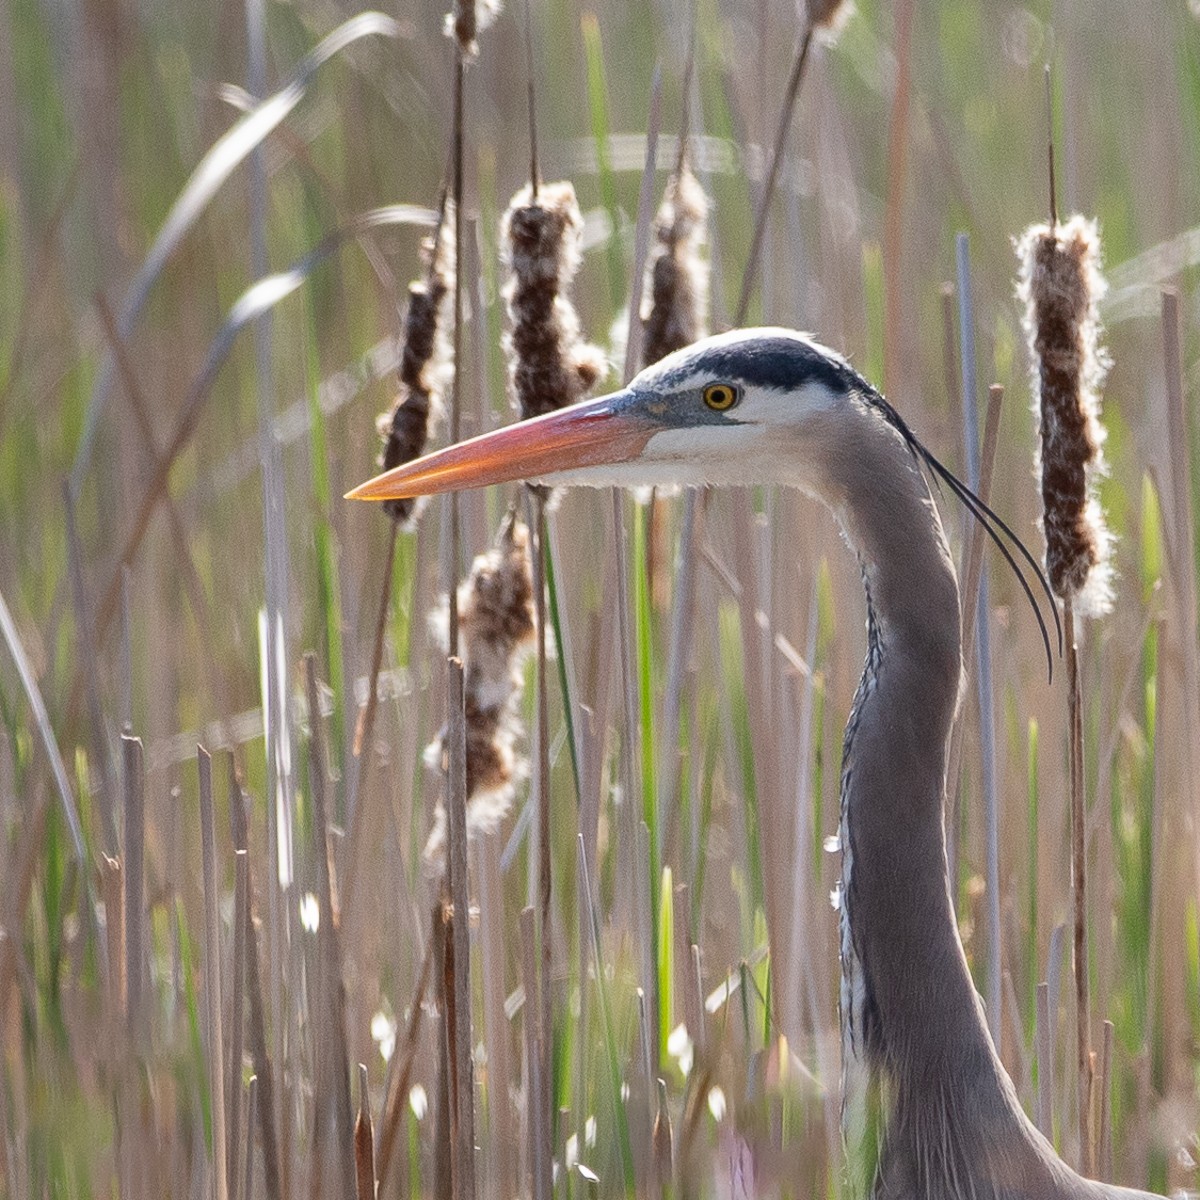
[445,0,500,59]
[806,0,853,34]
[376,207,456,525]
[642,164,710,367]
[423,515,537,868]
[502,180,607,420]
[1016,214,1113,616]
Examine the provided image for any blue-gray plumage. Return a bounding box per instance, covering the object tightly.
[349,328,1161,1200]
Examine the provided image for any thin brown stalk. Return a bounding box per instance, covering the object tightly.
[532,494,553,1200]
[448,48,465,659]
[1098,1019,1114,1182]
[374,931,434,1191]
[446,655,476,1200]
[64,486,115,852]
[122,734,145,1042]
[734,24,814,325]
[355,1063,376,1200]
[227,758,281,1200]
[228,845,248,1191]
[243,1075,259,1200]
[1065,596,1093,1174]
[520,905,547,1200]
[353,515,399,761]
[302,654,356,1196]
[881,0,916,398]
[198,747,230,1200]
[945,386,1004,851]
[1036,980,1054,1139]
[343,520,400,922]
[522,0,538,193]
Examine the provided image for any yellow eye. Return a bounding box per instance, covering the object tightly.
[703,383,739,411]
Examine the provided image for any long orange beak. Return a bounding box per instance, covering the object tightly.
[345,389,655,501]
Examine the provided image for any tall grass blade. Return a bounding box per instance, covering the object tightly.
[198,746,230,1200]
[0,587,86,863]
[69,11,403,494]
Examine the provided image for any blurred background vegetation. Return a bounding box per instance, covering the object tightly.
[1,0,1199,1196]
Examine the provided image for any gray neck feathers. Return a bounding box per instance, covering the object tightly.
[828,405,1141,1200]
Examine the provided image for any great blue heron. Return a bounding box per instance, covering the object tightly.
[348,328,1161,1200]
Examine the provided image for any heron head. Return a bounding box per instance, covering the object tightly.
[346,328,865,502]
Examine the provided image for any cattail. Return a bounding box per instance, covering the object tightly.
[502,180,607,419]
[642,164,710,368]
[423,514,537,867]
[806,0,852,34]
[445,0,500,60]
[375,206,456,526]
[1016,214,1113,616]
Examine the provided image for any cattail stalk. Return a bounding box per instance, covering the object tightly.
[198,748,230,1200]
[501,166,603,1200]
[354,1064,375,1200]
[1018,191,1113,1175]
[735,0,851,325]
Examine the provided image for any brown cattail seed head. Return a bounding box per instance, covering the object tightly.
[376,208,456,525]
[444,0,500,59]
[502,180,607,420]
[423,516,537,867]
[1016,214,1113,616]
[806,0,853,34]
[642,164,710,367]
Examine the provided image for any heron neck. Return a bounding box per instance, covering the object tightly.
[830,413,1007,1100]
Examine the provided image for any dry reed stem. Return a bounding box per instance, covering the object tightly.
[198,747,230,1200]
[945,384,1003,864]
[520,905,548,1200]
[531,495,553,1200]
[447,38,465,661]
[881,0,916,399]
[1064,598,1093,1174]
[734,25,814,326]
[354,1063,376,1200]
[121,734,145,1042]
[243,1075,259,1200]
[227,757,281,1200]
[228,845,248,1193]
[302,653,356,1196]
[1098,1019,1114,1182]
[374,932,434,1191]
[64,488,116,851]
[343,520,400,929]
[653,1076,674,1188]
[352,523,399,763]
[733,0,854,325]
[1036,980,1053,1138]
[446,655,476,1200]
